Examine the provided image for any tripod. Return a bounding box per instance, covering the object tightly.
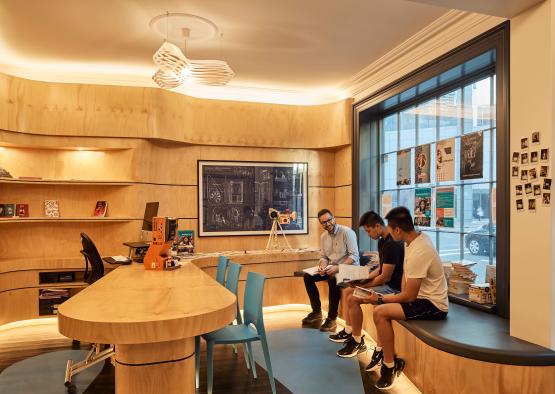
[266,218,292,250]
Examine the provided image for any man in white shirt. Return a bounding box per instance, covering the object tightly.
[363,206,448,389]
[302,208,359,332]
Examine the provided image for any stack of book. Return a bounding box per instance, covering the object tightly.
[39,288,70,299]
[448,262,477,295]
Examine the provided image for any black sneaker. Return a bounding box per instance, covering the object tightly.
[365,348,383,372]
[328,329,352,343]
[375,357,405,389]
[319,318,337,332]
[337,336,367,358]
[301,311,322,324]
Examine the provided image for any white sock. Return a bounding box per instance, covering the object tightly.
[353,335,362,343]
[375,346,383,352]
[384,361,394,368]
[344,325,352,334]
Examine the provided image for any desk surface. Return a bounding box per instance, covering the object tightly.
[57,261,236,345]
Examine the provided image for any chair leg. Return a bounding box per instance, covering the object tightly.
[261,337,277,394]
[195,336,200,389]
[242,343,251,370]
[232,344,238,354]
[245,341,257,379]
[207,341,214,394]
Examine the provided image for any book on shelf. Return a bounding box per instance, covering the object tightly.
[44,200,60,218]
[1,203,16,217]
[39,288,70,299]
[16,203,29,217]
[175,229,195,254]
[93,200,108,217]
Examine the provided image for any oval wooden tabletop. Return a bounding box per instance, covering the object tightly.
[58,261,237,344]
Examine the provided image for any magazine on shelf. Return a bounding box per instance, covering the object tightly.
[16,203,29,217]
[93,200,108,217]
[44,200,60,218]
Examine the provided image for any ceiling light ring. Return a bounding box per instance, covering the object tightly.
[149,12,219,42]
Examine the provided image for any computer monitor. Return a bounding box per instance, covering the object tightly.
[142,202,160,231]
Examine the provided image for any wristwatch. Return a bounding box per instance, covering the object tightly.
[377,294,384,305]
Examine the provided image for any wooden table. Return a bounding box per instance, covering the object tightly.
[58,261,237,394]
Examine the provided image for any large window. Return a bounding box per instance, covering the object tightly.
[354,25,509,317]
[379,74,496,285]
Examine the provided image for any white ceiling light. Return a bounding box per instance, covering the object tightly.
[149,13,234,89]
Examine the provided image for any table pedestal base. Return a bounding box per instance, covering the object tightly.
[115,338,195,394]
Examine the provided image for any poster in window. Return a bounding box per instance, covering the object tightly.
[436,138,455,182]
[460,131,483,180]
[415,144,431,184]
[198,161,308,236]
[381,192,393,217]
[397,149,411,186]
[414,188,432,227]
[436,187,455,228]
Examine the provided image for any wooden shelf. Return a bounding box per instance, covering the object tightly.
[38,282,88,289]
[0,217,136,223]
[0,177,134,186]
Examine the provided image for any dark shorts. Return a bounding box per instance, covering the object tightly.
[401,298,447,320]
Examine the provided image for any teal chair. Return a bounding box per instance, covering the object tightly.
[199,271,276,394]
[195,261,251,388]
[215,255,229,285]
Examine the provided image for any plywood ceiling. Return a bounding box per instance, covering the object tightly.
[0,0,455,103]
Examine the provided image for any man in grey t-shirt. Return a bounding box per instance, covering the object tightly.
[302,208,359,332]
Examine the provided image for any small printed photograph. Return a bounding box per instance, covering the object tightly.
[516,198,524,212]
[525,183,532,195]
[528,198,536,212]
[530,168,537,181]
[521,137,529,150]
[534,184,541,196]
[541,148,549,162]
[540,166,549,177]
[521,152,529,165]
[512,166,519,177]
[531,151,539,163]
[542,193,551,206]
[512,152,520,163]
[544,178,552,190]
[516,185,523,196]
[521,169,528,182]
[532,131,540,144]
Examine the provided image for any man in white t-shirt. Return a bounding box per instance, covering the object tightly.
[361,206,448,389]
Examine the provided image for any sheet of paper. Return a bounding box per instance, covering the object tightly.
[111,255,130,262]
[302,266,320,276]
[336,264,370,283]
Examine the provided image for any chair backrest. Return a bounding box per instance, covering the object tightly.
[243,272,267,332]
[225,262,243,323]
[215,255,229,285]
[225,262,242,295]
[80,232,105,284]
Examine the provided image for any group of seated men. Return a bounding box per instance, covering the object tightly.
[302,207,448,389]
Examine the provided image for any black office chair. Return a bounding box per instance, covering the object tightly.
[64,233,114,393]
[80,232,104,284]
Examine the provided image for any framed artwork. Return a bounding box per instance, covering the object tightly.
[198,161,308,236]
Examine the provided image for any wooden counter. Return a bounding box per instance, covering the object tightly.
[58,261,236,394]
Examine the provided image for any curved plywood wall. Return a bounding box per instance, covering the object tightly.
[0,73,352,149]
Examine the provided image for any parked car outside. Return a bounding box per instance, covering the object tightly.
[465,224,496,256]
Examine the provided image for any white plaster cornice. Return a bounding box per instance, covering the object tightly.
[343,10,506,103]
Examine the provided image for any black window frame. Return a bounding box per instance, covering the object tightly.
[352,22,510,318]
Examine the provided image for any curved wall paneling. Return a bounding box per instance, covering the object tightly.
[0,73,352,149]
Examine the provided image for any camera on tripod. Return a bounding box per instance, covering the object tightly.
[268,208,297,225]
